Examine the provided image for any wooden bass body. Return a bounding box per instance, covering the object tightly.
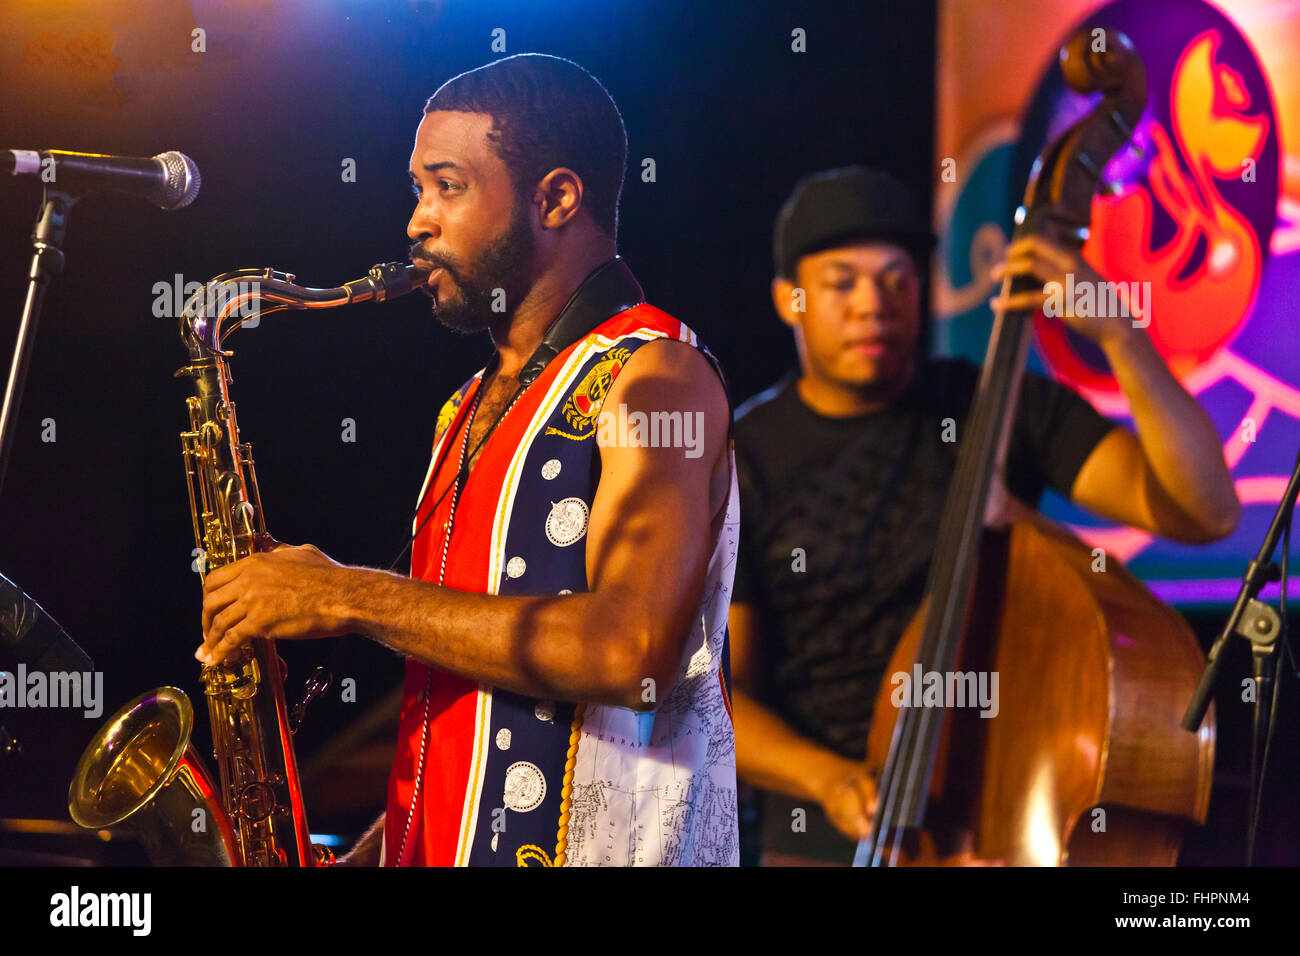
[865,516,1215,865]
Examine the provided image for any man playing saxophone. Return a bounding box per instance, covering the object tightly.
[195,54,740,867]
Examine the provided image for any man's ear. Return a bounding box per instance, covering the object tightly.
[771,276,802,330]
[535,167,584,229]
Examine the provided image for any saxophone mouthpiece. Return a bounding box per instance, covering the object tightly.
[342,262,428,303]
[405,261,434,291]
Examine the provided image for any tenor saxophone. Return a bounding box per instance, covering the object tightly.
[69,261,426,865]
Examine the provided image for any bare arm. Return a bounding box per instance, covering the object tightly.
[337,812,385,867]
[1068,330,1240,542]
[730,602,876,840]
[993,235,1240,543]
[198,340,731,712]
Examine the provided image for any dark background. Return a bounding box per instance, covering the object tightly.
[0,0,1293,866]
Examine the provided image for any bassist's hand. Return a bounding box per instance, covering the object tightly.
[817,764,878,841]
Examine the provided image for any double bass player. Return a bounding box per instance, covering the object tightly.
[729,165,1239,865]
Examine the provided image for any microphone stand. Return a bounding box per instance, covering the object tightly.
[1,190,77,769]
[0,187,76,500]
[1182,446,1300,865]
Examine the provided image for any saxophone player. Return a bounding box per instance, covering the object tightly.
[195,53,740,866]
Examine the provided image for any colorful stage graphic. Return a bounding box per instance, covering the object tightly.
[936,0,1300,604]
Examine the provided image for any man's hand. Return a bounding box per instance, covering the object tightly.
[988,233,1240,543]
[197,543,355,665]
[336,812,385,867]
[817,763,878,842]
[988,235,1132,349]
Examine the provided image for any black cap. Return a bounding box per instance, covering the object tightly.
[773,166,935,279]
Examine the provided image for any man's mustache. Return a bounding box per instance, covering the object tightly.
[408,242,457,277]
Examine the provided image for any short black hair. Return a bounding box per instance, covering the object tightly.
[425,53,628,239]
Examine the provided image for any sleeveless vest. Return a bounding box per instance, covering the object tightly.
[383,261,739,866]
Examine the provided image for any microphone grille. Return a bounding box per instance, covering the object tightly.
[153,150,201,210]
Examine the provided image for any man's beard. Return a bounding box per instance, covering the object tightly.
[414,199,536,334]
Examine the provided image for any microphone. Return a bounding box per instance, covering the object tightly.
[3,148,201,210]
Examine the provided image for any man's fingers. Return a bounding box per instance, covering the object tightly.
[989,291,1049,313]
[838,774,877,838]
[854,777,878,819]
[201,582,242,636]
[197,624,247,665]
[199,604,247,662]
[203,559,247,592]
[993,254,1056,286]
[848,774,878,829]
[1006,234,1073,271]
[206,604,247,649]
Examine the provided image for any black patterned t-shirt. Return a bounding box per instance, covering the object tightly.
[732,356,1116,862]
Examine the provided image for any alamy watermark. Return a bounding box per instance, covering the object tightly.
[595,403,705,459]
[1042,273,1151,329]
[890,664,999,718]
[50,886,150,936]
[153,274,261,326]
[0,665,103,718]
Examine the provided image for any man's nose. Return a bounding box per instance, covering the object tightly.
[849,274,888,316]
[407,202,439,244]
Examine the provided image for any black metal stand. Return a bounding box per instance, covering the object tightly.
[1,569,95,764]
[0,190,78,761]
[0,188,75,501]
[1182,446,1300,865]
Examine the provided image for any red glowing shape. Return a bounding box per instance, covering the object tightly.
[1036,30,1270,390]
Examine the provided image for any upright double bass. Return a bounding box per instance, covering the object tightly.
[857,27,1215,867]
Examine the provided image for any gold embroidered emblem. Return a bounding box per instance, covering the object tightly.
[516,844,553,867]
[545,347,632,441]
[433,383,471,446]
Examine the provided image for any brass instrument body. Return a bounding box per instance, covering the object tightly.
[176,344,312,867]
[70,262,425,865]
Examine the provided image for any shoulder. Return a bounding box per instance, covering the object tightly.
[599,304,725,397]
[734,374,799,449]
[596,302,696,346]
[598,337,730,503]
[609,335,726,409]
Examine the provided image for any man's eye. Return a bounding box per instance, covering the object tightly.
[411,179,460,197]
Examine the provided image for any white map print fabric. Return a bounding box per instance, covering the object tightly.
[563,450,740,866]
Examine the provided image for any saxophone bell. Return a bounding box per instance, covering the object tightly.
[69,687,241,866]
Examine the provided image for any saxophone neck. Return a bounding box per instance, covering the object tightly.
[180,261,427,356]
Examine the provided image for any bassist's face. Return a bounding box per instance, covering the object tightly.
[773,240,922,403]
